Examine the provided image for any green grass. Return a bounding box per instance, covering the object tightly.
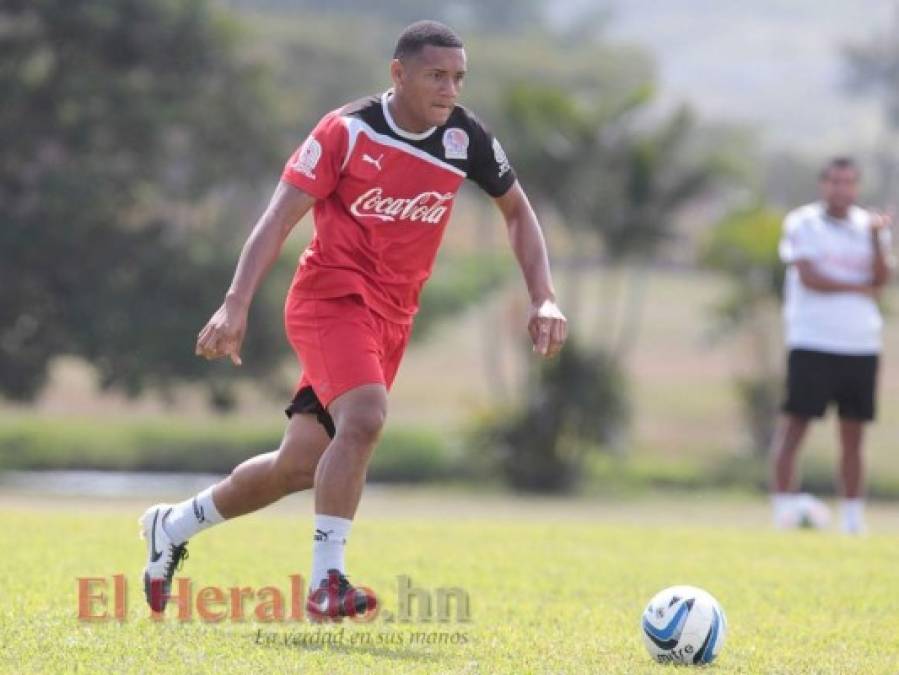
[1,494,897,673]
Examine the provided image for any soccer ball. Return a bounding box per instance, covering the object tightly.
[641,585,727,665]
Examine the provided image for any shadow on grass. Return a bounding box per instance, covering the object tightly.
[290,642,444,662]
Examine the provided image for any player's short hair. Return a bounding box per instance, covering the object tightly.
[820,156,860,180]
[393,20,464,61]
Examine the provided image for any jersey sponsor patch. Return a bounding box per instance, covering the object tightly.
[349,188,454,224]
[292,137,323,179]
[442,128,469,160]
[492,137,511,178]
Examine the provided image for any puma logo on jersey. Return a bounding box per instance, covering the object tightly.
[362,153,383,171]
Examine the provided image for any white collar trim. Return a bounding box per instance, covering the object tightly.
[381,90,437,141]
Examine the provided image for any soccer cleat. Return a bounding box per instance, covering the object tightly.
[139,505,189,612]
[306,569,377,621]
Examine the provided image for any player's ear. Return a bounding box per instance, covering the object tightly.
[390,58,404,89]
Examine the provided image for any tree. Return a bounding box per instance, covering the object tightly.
[478,82,729,492]
[0,0,284,405]
[701,206,785,455]
[843,4,899,205]
[500,85,729,355]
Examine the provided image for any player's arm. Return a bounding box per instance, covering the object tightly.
[195,181,315,364]
[870,210,893,287]
[494,180,567,358]
[794,261,877,296]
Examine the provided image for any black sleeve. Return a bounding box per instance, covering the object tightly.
[466,114,516,198]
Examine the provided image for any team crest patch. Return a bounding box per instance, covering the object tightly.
[442,128,469,160]
[292,136,322,179]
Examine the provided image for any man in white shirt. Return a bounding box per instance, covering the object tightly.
[772,157,893,534]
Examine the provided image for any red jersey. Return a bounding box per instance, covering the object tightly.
[281,91,516,324]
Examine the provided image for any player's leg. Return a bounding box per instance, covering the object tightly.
[770,414,811,528]
[304,383,387,620]
[303,313,411,619]
[151,411,331,537]
[837,418,864,495]
[315,383,387,517]
[770,414,810,492]
[204,412,333,517]
[770,350,828,527]
[834,354,878,534]
[837,418,866,534]
[140,412,331,610]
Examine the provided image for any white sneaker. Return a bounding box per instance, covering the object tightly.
[841,519,868,536]
[841,499,867,535]
[139,505,189,612]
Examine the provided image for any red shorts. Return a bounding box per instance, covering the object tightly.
[284,294,412,408]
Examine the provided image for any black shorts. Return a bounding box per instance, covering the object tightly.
[783,349,879,421]
[284,387,336,438]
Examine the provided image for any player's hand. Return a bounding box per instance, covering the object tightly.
[869,209,893,231]
[195,298,247,366]
[527,299,567,358]
[860,284,884,299]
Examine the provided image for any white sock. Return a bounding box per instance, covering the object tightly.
[841,498,865,535]
[162,486,225,544]
[310,514,352,590]
[772,493,798,528]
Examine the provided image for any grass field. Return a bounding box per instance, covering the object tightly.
[2,490,898,674]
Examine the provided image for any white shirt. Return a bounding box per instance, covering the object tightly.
[779,202,890,355]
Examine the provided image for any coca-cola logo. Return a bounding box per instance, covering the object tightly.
[349,188,454,224]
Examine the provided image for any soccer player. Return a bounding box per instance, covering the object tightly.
[140,20,567,616]
[771,157,892,534]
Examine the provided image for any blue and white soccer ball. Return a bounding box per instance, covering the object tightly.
[641,585,727,665]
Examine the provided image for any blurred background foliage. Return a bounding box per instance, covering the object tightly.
[3,0,899,494]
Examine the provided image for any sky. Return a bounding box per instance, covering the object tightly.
[552,0,897,154]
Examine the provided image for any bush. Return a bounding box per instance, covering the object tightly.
[0,417,459,483]
[367,428,459,483]
[474,343,630,493]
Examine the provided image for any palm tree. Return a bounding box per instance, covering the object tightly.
[502,86,728,358]
[480,83,731,492]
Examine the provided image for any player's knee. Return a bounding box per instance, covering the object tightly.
[273,441,319,494]
[336,407,386,448]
